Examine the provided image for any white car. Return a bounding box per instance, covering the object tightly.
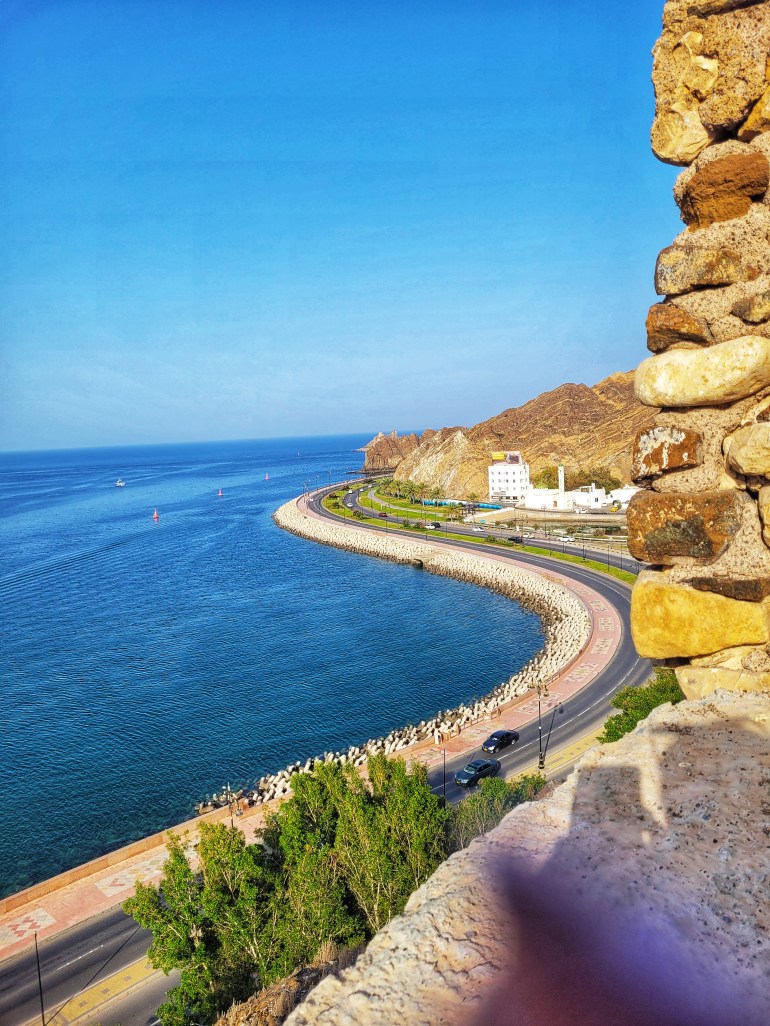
[472,527,484,533]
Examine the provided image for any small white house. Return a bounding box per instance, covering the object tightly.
[487,451,531,502]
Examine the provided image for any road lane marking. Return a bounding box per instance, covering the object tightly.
[45,957,159,1026]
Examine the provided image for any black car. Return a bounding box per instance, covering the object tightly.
[378,512,388,518]
[507,535,523,543]
[454,758,501,787]
[481,729,519,754]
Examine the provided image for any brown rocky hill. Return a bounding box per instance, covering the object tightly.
[362,371,657,499]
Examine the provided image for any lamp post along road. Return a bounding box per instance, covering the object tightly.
[536,684,548,770]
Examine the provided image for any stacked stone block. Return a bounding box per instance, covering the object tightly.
[630,0,770,699]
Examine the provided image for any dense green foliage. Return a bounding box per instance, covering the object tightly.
[449,774,546,850]
[125,758,546,1025]
[597,668,685,744]
[532,465,622,492]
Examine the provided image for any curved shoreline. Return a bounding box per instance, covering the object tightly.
[238,495,594,806]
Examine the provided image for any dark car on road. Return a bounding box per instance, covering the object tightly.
[378,512,388,518]
[481,729,519,754]
[507,535,523,543]
[454,758,501,787]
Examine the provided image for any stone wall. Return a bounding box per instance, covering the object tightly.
[629,0,770,700]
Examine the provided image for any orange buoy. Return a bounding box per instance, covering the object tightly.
[152,508,159,521]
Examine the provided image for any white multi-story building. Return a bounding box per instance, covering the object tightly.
[488,451,530,502]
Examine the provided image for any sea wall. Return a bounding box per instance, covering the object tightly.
[630,0,770,701]
[247,497,591,808]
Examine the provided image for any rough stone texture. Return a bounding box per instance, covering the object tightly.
[688,574,770,600]
[649,392,770,493]
[678,151,769,228]
[758,484,770,544]
[626,489,743,564]
[738,82,770,141]
[652,4,770,164]
[646,302,711,351]
[726,422,770,474]
[654,244,756,295]
[282,693,770,1026]
[630,569,766,658]
[631,424,703,479]
[635,334,770,407]
[675,664,770,698]
[732,287,770,323]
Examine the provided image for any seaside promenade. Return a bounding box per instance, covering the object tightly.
[0,500,629,1023]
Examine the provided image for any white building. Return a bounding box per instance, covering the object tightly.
[487,451,530,502]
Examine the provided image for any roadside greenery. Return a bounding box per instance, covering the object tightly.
[597,668,685,744]
[125,758,546,1025]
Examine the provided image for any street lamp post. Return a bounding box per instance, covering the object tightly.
[35,932,46,1026]
[442,747,447,801]
[536,684,548,770]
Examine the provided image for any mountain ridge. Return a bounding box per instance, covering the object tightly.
[361,370,658,499]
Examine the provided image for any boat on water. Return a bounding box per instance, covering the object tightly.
[115,478,125,487]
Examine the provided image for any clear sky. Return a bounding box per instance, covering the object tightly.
[0,0,681,452]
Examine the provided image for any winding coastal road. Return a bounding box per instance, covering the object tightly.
[0,486,650,1026]
[307,484,651,803]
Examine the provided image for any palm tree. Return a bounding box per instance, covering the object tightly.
[415,481,429,526]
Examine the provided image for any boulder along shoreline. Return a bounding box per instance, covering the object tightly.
[204,497,591,811]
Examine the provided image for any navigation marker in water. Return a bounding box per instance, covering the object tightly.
[152,508,159,521]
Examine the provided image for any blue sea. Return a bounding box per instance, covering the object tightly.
[0,436,543,897]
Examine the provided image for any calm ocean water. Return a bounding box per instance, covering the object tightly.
[0,436,543,897]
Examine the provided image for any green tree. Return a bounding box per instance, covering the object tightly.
[449,774,546,851]
[532,466,558,489]
[123,826,272,1025]
[127,758,451,1025]
[598,668,684,744]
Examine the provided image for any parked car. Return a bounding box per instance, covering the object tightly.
[481,729,519,754]
[454,758,501,787]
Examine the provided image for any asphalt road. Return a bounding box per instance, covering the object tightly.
[312,485,651,801]
[2,486,649,1026]
[0,906,155,1026]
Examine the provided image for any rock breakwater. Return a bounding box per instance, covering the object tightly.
[210,497,592,811]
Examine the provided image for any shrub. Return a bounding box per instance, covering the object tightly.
[598,667,684,744]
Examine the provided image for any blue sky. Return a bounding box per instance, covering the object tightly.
[0,0,680,451]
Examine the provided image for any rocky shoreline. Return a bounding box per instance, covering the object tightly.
[198,497,592,812]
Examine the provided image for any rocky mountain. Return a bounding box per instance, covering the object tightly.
[361,371,657,499]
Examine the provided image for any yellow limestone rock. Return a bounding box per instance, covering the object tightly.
[676,665,770,700]
[726,423,770,476]
[653,102,716,165]
[631,570,767,658]
[758,484,770,546]
[651,30,719,164]
[738,84,770,142]
[635,335,770,408]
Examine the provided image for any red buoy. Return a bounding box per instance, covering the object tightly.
[152,508,159,521]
